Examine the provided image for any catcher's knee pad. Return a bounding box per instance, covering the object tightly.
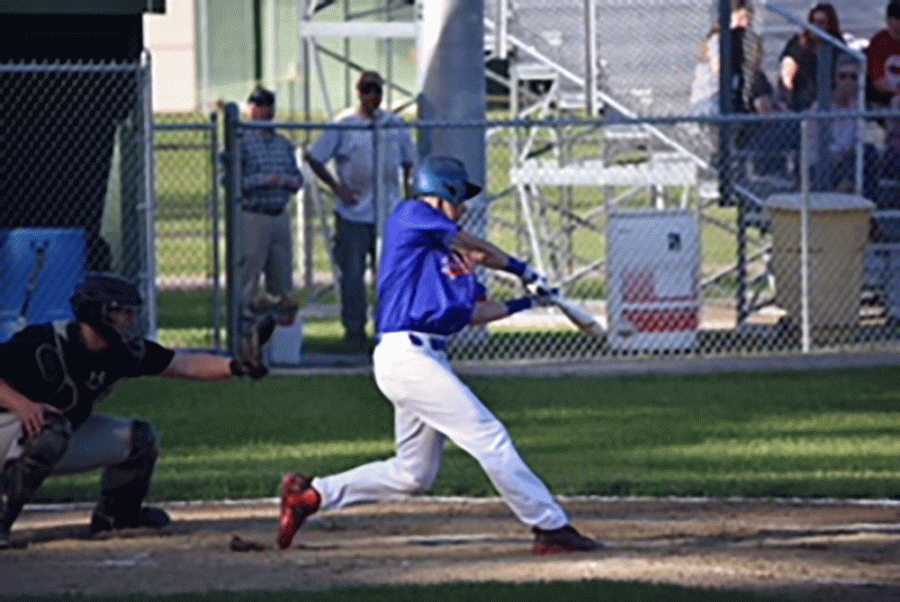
[1,413,72,529]
[122,419,159,470]
[19,412,72,471]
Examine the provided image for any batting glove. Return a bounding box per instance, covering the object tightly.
[524,275,560,298]
[529,289,558,307]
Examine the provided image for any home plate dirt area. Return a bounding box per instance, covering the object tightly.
[3,497,900,601]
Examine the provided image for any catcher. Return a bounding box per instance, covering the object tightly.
[0,273,273,549]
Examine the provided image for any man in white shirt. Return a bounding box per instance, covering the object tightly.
[305,71,416,352]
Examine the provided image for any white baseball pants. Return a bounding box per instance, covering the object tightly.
[311,331,569,530]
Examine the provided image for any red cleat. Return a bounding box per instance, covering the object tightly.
[532,525,602,555]
[278,472,321,550]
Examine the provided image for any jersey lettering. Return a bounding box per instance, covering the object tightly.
[443,250,475,279]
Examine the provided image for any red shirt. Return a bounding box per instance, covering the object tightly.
[868,30,900,87]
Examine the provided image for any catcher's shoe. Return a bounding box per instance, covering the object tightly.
[278,472,321,549]
[532,525,602,555]
[90,506,171,535]
[0,528,26,551]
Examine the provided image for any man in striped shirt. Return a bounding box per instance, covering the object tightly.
[238,86,303,321]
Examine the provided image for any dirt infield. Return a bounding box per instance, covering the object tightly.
[4,497,900,600]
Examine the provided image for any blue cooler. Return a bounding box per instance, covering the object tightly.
[0,228,88,343]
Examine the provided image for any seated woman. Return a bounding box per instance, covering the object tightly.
[806,54,880,198]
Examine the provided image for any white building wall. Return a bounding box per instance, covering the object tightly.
[144,0,198,113]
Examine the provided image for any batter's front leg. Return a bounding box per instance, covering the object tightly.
[312,404,446,510]
[403,355,570,531]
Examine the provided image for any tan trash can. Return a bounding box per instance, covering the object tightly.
[765,193,875,343]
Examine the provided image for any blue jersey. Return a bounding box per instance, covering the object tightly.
[377,200,484,336]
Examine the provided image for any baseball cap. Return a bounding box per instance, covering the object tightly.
[889,0,900,19]
[248,86,275,106]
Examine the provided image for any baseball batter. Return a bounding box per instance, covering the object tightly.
[278,156,600,554]
[0,274,269,549]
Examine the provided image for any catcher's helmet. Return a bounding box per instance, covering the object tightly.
[414,156,482,204]
[70,273,146,360]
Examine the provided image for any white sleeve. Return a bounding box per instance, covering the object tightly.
[307,127,340,165]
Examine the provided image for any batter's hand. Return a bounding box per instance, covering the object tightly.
[529,289,559,307]
[522,272,558,298]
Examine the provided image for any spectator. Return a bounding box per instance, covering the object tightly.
[688,0,763,116]
[236,86,303,324]
[729,0,764,114]
[688,24,721,117]
[867,0,900,109]
[304,71,416,353]
[863,3,900,327]
[867,0,900,153]
[806,55,879,196]
[777,3,843,112]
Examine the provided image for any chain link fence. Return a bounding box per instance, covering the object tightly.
[492,109,900,359]
[208,106,898,363]
[4,1,899,365]
[153,116,225,350]
[0,60,155,343]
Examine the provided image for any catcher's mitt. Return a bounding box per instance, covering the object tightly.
[234,314,276,379]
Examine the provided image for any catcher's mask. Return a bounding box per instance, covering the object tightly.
[70,273,146,361]
[414,156,482,205]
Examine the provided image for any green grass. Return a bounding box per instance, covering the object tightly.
[35,366,900,503]
[25,362,882,602]
[2,581,798,602]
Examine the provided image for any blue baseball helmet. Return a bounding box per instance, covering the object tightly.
[414,156,482,204]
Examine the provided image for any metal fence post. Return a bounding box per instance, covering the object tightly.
[799,118,811,353]
[814,43,833,192]
[209,111,223,351]
[140,54,159,341]
[222,102,242,357]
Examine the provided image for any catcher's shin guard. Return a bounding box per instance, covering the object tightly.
[0,413,72,532]
[90,419,163,533]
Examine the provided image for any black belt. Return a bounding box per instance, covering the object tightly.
[408,333,447,351]
[243,205,284,216]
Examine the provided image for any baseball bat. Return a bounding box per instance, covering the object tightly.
[550,296,605,338]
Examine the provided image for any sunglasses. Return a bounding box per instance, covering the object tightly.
[358,82,383,95]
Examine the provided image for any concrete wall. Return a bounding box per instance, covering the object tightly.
[144,0,198,112]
